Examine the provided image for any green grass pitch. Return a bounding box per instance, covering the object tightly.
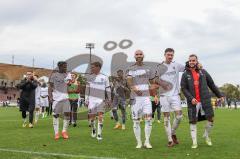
[0,107,239,159]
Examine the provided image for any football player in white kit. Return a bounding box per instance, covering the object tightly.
[85,62,111,141]
[127,50,157,149]
[156,48,185,147]
[49,61,71,140]
[39,81,49,118]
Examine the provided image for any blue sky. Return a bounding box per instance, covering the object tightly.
[0,0,239,86]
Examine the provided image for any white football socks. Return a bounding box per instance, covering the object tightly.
[190,124,197,145]
[97,121,103,136]
[133,120,141,144]
[62,119,69,132]
[145,119,152,143]
[164,116,172,142]
[204,121,213,139]
[53,117,59,135]
[172,115,182,135]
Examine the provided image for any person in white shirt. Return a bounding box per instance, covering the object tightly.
[49,61,71,140]
[156,48,185,147]
[85,61,111,141]
[127,50,157,149]
[39,81,49,118]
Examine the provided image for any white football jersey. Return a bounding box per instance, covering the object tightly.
[158,62,185,96]
[127,64,156,98]
[40,87,48,97]
[85,73,110,101]
[49,72,70,101]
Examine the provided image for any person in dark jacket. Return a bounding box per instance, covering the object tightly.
[181,54,224,149]
[19,71,38,128]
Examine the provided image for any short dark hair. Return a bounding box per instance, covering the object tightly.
[57,61,67,67]
[189,54,198,59]
[164,48,175,54]
[91,61,102,68]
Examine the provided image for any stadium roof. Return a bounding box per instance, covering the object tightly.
[0,63,52,81]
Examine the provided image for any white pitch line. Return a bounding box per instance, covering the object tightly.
[0,148,122,159]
